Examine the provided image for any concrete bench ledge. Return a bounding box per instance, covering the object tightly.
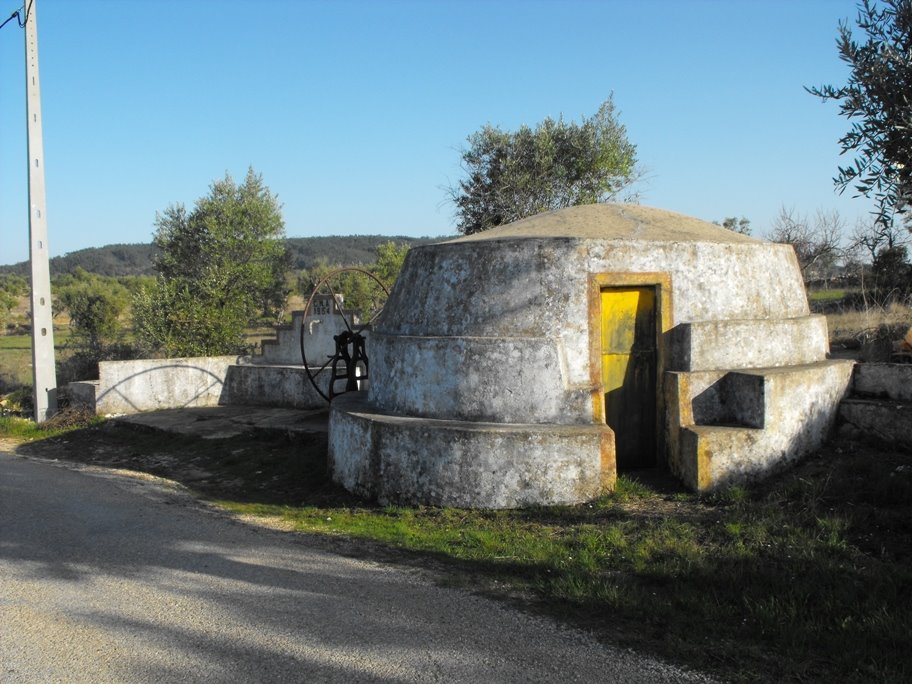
[329,392,615,509]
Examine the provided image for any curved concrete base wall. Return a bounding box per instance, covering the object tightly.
[368,333,592,424]
[329,393,615,509]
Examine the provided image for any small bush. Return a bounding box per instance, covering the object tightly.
[0,386,32,417]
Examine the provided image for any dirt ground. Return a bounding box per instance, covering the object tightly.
[10,421,355,508]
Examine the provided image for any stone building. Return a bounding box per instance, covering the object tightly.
[329,204,853,508]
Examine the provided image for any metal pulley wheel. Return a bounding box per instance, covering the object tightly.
[300,268,389,402]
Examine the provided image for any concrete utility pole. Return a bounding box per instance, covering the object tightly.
[24,0,57,421]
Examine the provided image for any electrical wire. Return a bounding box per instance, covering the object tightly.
[0,0,30,31]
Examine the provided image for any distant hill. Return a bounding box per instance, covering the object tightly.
[0,235,441,277]
[284,235,439,270]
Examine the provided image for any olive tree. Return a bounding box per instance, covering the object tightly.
[449,97,638,235]
[807,0,912,229]
[133,168,288,356]
[0,274,27,328]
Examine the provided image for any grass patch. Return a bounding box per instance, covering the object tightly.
[0,330,76,389]
[0,415,50,438]
[0,329,72,350]
[11,425,912,682]
[0,409,101,439]
[808,288,847,302]
[215,445,911,682]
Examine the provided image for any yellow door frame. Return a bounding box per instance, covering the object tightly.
[587,272,673,468]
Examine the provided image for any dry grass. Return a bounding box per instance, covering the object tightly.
[826,301,911,360]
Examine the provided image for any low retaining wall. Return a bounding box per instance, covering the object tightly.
[69,356,238,415]
[839,363,912,450]
[851,362,912,402]
[221,364,325,409]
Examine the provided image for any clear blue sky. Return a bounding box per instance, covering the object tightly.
[0,0,877,265]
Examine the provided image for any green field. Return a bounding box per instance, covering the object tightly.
[0,330,73,390]
[808,288,848,302]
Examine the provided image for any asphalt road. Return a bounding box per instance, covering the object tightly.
[0,452,716,683]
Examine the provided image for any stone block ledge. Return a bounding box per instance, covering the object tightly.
[839,399,912,451]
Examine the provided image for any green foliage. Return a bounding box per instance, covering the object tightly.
[871,244,912,300]
[372,240,410,291]
[54,268,130,344]
[133,168,288,356]
[0,244,159,278]
[51,269,137,382]
[450,97,638,235]
[0,412,101,438]
[807,0,912,230]
[296,256,334,298]
[0,274,26,326]
[0,237,431,279]
[332,270,387,318]
[286,236,427,271]
[258,249,293,321]
[611,475,654,502]
[719,216,752,235]
[132,278,251,357]
[296,241,410,316]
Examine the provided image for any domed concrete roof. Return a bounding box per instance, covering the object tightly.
[444,203,758,244]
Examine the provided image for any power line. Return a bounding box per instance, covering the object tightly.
[0,1,29,31]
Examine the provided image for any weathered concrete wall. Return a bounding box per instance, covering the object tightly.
[376,233,813,428]
[838,362,912,450]
[329,393,615,508]
[385,238,808,338]
[666,360,854,491]
[66,380,100,411]
[222,364,325,409]
[851,363,912,402]
[253,310,357,367]
[839,399,912,450]
[368,333,592,424]
[70,356,237,415]
[666,316,829,372]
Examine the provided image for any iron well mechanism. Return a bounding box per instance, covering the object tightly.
[300,268,389,402]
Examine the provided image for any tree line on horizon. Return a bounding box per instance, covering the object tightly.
[0,234,432,279]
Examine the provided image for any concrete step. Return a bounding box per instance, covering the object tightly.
[666,359,854,492]
[676,425,764,492]
[250,311,359,367]
[666,315,829,372]
[839,398,912,450]
[851,362,912,402]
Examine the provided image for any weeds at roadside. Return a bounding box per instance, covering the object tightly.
[0,407,102,440]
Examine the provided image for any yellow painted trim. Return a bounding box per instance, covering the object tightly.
[599,428,617,491]
[588,272,674,467]
[676,372,693,426]
[696,437,713,492]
